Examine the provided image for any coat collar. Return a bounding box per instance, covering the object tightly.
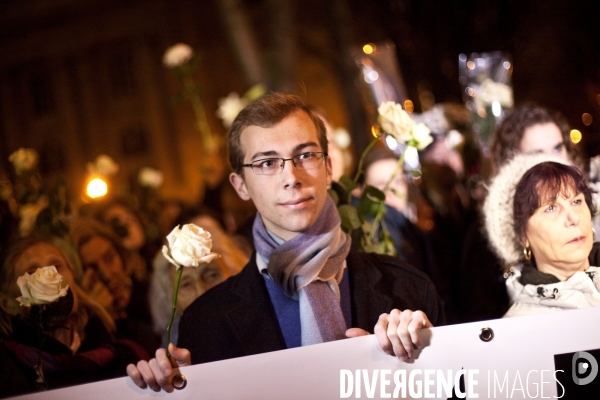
[225,253,287,355]
[346,251,393,331]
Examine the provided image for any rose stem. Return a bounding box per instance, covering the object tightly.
[348,132,382,204]
[166,266,184,359]
[370,146,407,242]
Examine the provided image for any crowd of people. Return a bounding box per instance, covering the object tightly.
[1,93,599,397]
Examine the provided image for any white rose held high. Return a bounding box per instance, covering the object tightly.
[138,167,164,189]
[9,148,39,175]
[162,43,217,153]
[333,101,432,255]
[162,224,220,358]
[162,43,194,68]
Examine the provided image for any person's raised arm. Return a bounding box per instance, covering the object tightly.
[126,343,191,393]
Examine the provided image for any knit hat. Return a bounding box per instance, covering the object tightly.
[483,153,571,266]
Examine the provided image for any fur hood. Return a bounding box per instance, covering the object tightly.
[482,153,571,266]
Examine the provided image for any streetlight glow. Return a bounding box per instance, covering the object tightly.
[86,178,108,198]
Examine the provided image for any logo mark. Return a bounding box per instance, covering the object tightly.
[572,351,598,386]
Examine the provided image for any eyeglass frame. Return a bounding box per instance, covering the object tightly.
[242,151,329,175]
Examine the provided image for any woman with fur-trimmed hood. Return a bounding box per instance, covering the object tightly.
[484,153,600,317]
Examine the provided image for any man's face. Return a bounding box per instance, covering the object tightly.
[229,110,332,241]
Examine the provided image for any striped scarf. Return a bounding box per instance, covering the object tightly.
[253,196,351,345]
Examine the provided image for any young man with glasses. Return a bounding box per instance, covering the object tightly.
[127,93,443,393]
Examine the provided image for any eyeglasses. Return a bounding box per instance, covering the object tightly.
[243,152,328,175]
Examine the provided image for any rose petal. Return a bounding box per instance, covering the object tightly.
[162,245,181,269]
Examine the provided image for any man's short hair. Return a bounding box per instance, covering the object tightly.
[228,92,328,175]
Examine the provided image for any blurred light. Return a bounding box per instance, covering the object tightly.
[476,58,485,66]
[403,99,414,113]
[477,108,487,118]
[491,101,502,117]
[87,178,107,198]
[458,76,467,85]
[363,68,379,83]
[363,44,375,54]
[423,220,434,231]
[466,87,475,96]
[582,113,593,126]
[503,61,511,69]
[467,61,475,70]
[570,129,582,144]
[445,130,464,149]
[458,54,467,62]
[404,146,420,170]
[333,128,351,149]
[385,135,398,151]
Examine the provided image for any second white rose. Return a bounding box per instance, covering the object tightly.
[162,224,220,268]
[377,101,415,143]
[16,266,70,306]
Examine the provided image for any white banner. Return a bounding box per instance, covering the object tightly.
[11,307,600,400]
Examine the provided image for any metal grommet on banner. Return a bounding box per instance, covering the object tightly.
[479,327,494,342]
[172,374,187,390]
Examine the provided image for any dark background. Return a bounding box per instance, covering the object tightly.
[1,0,599,202]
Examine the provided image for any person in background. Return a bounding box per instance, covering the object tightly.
[0,236,146,398]
[70,218,160,356]
[361,146,436,279]
[483,153,600,316]
[93,199,158,281]
[489,103,581,174]
[418,134,475,324]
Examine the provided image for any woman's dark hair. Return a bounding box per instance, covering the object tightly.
[490,103,582,173]
[513,162,595,245]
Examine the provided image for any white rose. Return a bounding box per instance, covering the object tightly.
[377,101,415,143]
[216,92,248,129]
[412,123,433,150]
[477,79,514,108]
[87,154,119,177]
[9,148,38,175]
[138,167,164,188]
[162,224,220,268]
[163,43,194,68]
[16,266,69,307]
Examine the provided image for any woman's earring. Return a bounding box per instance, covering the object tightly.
[523,247,532,261]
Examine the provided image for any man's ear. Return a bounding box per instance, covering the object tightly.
[229,172,251,201]
[325,154,333,188]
